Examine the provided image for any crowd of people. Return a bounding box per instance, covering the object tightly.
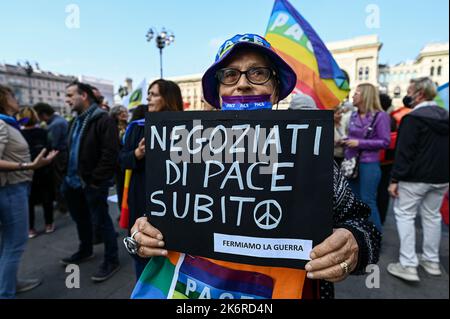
[0,33,448,299]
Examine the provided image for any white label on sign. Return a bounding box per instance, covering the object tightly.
[213,233,312,261]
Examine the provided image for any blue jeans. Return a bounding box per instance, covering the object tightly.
[0,182,30,299]
[62,181,118,263]
[349,162,383,232]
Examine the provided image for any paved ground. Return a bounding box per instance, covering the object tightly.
[16,197,449,299]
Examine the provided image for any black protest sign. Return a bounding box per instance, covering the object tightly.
[145,110,333,269]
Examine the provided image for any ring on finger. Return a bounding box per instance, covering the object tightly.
[340,261,349,275]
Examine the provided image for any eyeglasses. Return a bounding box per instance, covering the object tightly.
[216,67,275,86]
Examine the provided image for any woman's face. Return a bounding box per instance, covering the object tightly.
[5,92,20,115]
[352,87,363,109]
[147,84,165,113]
[118,109,129,122]
[218,50,277,105]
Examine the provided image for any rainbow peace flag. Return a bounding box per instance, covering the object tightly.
[131,253,274,299]
[435,82,449,111]
[265,0,349,109]
[118,169,132,229]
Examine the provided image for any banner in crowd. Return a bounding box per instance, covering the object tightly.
[265,0,349,110]
[122,79,148,111]
[436,82,449,111]
[145,110,334,269]
[131,252,308,299]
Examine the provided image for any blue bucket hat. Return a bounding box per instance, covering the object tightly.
[202,34,297,109]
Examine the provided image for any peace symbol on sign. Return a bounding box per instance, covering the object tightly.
[253,200,282,230]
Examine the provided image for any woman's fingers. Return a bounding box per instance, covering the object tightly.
[134,232,165,249]
[34,148,46,162]
[133,217,163,240]
[305,229,359,281]
[306,251,357,280]
[308,264,349,282]
[309,229,348,259]
[130,218,167,258]
[306,244,352,272]
[137,246,168,258]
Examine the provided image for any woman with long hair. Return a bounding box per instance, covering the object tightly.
[119,79,183,279]
[0,85,57,298]
[16,107,55,238]
[342,83,391,232]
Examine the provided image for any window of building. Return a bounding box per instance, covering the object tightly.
[358,67,363,81]
[38,90,42,95]
[394,87,401,98]
[437,66,442,76]
[57,92,60,97]
[365,67,370,80]
[430,67,435,76]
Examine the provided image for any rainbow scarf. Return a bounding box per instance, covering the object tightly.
[131,252,306,299]
[265,0,349,109]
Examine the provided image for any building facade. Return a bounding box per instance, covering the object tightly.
[379,42,449,105]
[168,74,205,110]
[79,75,115,107]
[327,35,383,91]
[0,62,76,116]
[0,63,116,116]
[168,36,448,110]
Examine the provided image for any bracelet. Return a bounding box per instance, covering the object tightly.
[18,162,29,170]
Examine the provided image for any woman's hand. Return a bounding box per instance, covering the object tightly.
[343,139,359,148]
[131,217,168,258]
[134,138,145,160]
[305,228,359,283]
[30,148,59,170]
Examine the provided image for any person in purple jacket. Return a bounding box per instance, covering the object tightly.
[341,83,391,232]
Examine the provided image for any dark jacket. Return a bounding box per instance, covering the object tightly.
[68,106,119,187]
[311,163,381,299]
[391,102,449,184]
[118,122,145,232]
[22,127,54,204]
[47,114,69,152]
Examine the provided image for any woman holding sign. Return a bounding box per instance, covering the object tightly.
[119,79,183,278]
[128,34,381,299]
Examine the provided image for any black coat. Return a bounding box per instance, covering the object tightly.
[391,103,449,184]
[68,106,119,187]
[22,127,54,204]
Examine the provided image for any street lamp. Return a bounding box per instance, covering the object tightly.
[146,27,175,79]
[118,85,129,99]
